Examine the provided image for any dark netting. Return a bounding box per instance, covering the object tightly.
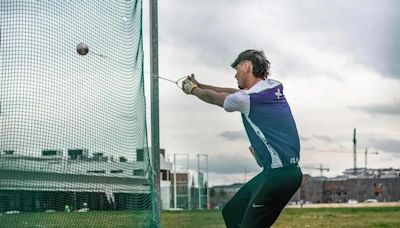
[0,1,156,227]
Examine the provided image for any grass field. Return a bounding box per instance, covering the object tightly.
[0,207,399,227]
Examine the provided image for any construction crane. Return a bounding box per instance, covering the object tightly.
[363,148,379,172]
[302,164,329,176]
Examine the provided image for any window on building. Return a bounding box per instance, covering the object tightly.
[87,170,106,174]
[4,150,14,155]
[110,170,123,173]
[133,169,145,176]
[137,149,144,161]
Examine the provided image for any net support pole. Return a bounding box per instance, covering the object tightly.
[150,0,161,225]
[174,154,177,209]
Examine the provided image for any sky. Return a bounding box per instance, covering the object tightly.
[142,0,400,186]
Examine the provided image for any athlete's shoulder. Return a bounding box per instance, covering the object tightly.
[264,79,282,89]
[248,79,282,94]
[249,79,287,103]
[223,91,250,114]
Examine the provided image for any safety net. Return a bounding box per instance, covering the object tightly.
[0,1,157,227]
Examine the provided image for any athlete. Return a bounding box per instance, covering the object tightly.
[182,49,302,227]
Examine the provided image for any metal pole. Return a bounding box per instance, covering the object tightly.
[196,154,209,209]
[197,154,201,209]
[187,154,190,210]
[150,0,161,224]
[297,188,301,208]
[174,154,177,209]
[206,155,209,209]
[365,148,368,172]
[353,128,357,175]
[320,164,323,177]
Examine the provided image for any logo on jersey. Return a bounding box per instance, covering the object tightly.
[275,88,283,99]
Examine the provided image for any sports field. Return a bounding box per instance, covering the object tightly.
[0,207,399,227]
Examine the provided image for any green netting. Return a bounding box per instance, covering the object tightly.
[0,1,157,227]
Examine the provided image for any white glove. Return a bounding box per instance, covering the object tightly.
[182,78,198,94]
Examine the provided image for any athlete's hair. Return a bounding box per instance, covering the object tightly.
[231,49,271,78]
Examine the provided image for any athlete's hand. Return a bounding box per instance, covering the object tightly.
[187,73,200,87]
[182,78,198,94]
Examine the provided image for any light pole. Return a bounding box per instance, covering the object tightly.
[206,155,209,209]
[197,154,209,209]
[197,154,201,209]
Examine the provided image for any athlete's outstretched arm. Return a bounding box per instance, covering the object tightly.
[191,87,229,107]
[188,74,238,94]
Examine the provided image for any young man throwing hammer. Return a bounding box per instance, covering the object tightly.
[182,49,302,227]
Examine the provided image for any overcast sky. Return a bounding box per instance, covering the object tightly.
[142,0,400,186]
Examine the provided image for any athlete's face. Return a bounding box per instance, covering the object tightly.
[234,61,251,89]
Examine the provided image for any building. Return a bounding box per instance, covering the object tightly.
[160,149,173,210]
[159,151,208,210]
[170,172,190,209]
[299,168,400,203]
[208,168,400,207]
[0,149,151,212]
[209,183,243,209]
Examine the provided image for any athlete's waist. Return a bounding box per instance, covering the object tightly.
[263,163,300,172]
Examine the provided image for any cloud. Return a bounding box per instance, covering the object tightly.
[208,153,261,174]
[158,1,244,69]
[349,102,400,116]
[313,135,333,143]
[367,138,400,154]
[279,0,400,80]
[219,130,247,141]
[157,0,400,82]
[371,4,400,79]
[300,136,310,142]
[303,145,316,151]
